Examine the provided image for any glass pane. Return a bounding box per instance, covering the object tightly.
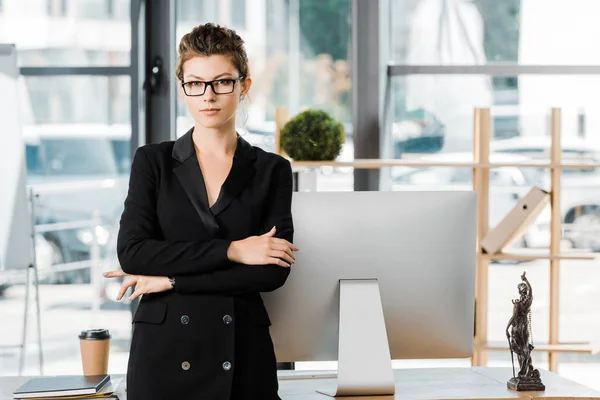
[557,260,600,394]
[21,73,131,270]
[175,0,352,149]
[390,74,600,155]
[231,0,247,29]
[390,73,496,154]
[21,75,132,184]
[388,74,600,252]
[174,0,352,193]
[22,75,131,124]
[391,0,600,65]
[0,75,132,376]
[0,0,130,66]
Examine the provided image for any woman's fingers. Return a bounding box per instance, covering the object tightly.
[117,277,138,301]
[271,243,295,262]
[271,238,299,252]
[270,249,294,265]
[103,269,128,278]
[129,287,145,301]
[266,256,291,268]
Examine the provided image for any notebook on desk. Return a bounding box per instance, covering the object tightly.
[13,375,110,399]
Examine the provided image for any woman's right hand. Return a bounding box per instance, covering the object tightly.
[227,226,298,267]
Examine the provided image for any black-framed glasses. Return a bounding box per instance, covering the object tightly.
[181,76,244,96]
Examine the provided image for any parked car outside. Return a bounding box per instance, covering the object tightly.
[21,123,129,283]
[491,136,600,250]
[390,151,550,250]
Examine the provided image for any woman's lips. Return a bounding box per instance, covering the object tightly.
[200,108,220,116]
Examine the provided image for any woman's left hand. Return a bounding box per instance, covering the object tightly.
[103,269,173,301]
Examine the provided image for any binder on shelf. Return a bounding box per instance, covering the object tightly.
[481,187,549,255]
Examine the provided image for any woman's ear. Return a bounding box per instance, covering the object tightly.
[241,76,253,97]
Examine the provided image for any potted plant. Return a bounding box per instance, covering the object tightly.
[280,109,345,161]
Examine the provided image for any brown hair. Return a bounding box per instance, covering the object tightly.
[175,23,250,82]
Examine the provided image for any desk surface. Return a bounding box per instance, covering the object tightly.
[2,368,600,400]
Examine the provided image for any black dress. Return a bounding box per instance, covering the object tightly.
[117,129,293,399]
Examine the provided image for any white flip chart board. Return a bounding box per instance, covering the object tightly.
[0,44,33,270]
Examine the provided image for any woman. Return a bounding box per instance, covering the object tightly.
[103,23,297,400]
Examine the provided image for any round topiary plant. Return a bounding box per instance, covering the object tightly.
[280,109,345,161]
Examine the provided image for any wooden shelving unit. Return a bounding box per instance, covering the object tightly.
[469,108,600,372]
[484,251,596,262]
[289,160,599,169]
[275,107,600,373]
[484,343,599,354]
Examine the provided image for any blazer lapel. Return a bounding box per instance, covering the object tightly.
[211,136,257,216]
[172,129,220,237]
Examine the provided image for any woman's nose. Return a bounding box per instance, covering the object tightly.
[203,86,217,101]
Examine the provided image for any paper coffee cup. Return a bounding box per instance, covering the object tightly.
[79,329,111,376]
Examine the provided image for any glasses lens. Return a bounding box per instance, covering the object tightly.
[185,82,206,96]
[213,80,235,94]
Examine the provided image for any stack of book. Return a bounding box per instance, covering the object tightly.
[13,375,120,400]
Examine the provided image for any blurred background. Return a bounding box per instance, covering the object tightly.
[1,0,600,390]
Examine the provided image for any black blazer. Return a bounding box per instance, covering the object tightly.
[117,129,293,400]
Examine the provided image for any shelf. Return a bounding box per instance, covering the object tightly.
[484,250,598,261]
[483,342,598,354]
[291,159,478,169]
[289,159,600,170]
[488,161,600,169]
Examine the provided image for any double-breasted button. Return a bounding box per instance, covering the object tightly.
[222,361,232,371]
[181,361,191,370]
[223,314,233,324]
[181,315,190,325]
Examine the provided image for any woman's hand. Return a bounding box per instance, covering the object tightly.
[103,269,173,301]
[227,226,298,268]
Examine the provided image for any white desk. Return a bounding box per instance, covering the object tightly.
[277,368,600,399]
[2,368,600,399]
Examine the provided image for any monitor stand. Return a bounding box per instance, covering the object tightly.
[317,279,395,397]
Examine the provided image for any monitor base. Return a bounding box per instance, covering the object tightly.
[316,279,395,397]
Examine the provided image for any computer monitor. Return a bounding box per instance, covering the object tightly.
[262,190,477,396]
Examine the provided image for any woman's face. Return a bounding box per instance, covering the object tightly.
[180,54,251,131]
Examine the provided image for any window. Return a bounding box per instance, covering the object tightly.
[75,0,111,19]
[0,0,134,378]
[111,139,131,174]
[389,1,600,385]
[47,0,68,17]
[175,0,352,137]
[231,0,246,29]
[177,0,208,22]
[42,139,119,176]
[24,76,130,124]
[25,144,45,175]
[0,1,130,66]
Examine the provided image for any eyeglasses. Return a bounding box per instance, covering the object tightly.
[181,76,244,96]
